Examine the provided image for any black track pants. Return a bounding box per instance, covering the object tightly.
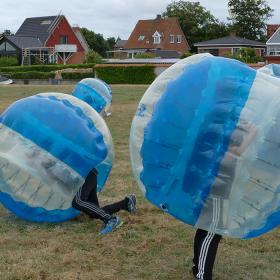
[72,169,128,222]
[192,229,222,280]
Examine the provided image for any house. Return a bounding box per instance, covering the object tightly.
[266,25,280,64]
[72,26,90,52]
[115,15,190,59]
[0,15,86,65]
[106,38,128,59]
[194,35,266,57]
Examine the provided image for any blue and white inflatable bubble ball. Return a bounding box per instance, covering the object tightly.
[0,93,114,222]
[258,63,280,78]
[130,53,280,239]
[72,78,112,116]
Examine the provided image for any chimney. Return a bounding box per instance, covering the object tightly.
[155,14,162,20]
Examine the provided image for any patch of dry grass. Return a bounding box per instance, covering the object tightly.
[0,84,279,280]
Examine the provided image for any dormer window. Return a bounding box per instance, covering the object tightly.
[138,35,145,41]
[170,35,175,43]
[177,35,182,43]
[153,31,161,44]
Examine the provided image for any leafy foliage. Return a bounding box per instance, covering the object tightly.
[96,66,156,84]
[162,1,230,50]
[134,53,157,59]
[223,47,264,63]
[228,0,273,41]
[0,56,19,67]
[84,50,103,64]
[80,28,116,57]
[0,63,95,73]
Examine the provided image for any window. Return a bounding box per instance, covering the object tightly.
[177,35,182,43]
[170,35,174,43]
[59,35,68,44]
[154,36,160,44]
[138,35,145,41]
[268,46,280,56]
[152,31,161,45]
[232,48,241,56]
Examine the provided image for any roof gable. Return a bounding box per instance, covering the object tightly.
[124,16,190,51]
[267,26,280,44]
[72,27,89,51]
[16,15,62,44]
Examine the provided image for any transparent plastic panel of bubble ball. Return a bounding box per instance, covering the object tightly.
[130,54,280,239]
[0,92,114,222]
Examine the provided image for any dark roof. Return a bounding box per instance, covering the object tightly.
[16,16,61,44]
[194,35,266,47]
[7,35,42,48]
[114,39,127,49]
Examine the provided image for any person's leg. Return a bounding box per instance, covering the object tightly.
[72,170,111,222]
[193,229,222,280]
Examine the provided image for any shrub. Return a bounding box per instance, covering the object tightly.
[61,72,96,79]
[95,65,156,84]
[223,48,264,63]
[0,63,95,73]
[6,71,55,79]
[84,50,103,64]
[134,53,157,59]
[0,56,19,67]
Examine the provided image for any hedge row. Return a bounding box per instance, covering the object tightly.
[61,72,96,79]
[95,66,156,84]
[7,71,55,79]
[0,65,156,84]
[0,63,95,73]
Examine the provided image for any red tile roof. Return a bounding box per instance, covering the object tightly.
[267,24,280,39]
[124,16,190,53]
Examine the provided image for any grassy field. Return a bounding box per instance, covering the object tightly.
[0,84,279,280]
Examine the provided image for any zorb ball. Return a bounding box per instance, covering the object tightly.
[258,64,280,78]
[130,53,280,239]
[0,93,114,222]
[72,78,112,115]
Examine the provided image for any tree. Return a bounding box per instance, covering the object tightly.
[84,50,103,64]
[81,28,116,57]
[228,0,273,41]
[163,1,230,50]
[107,37,116,50]
[3,29,13,36]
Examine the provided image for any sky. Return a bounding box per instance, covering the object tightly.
[0,0,279,39]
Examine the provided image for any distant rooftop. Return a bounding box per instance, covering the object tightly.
[7,35,43,48]
[194,35,266,47]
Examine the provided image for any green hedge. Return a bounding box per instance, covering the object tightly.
[0,65,156,83]
[6,71,55,79]
[95,66,156,84]
[0,63,95,73]
[0,56,19,67]
[61,72,96,79]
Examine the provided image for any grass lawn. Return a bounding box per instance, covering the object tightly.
[0,84,279,280]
